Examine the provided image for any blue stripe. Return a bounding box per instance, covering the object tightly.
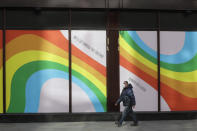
[25,69,104,112]
[128,31,157,59]
[72,75,104,112]
[128,31,197,64]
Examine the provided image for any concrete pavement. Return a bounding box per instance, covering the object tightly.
[0,120,197,131]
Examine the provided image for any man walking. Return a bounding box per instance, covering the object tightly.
[115,81,138,127]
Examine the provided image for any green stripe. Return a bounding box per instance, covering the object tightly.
[7,61,68,113]
[72,70,106,111]
[160,55,197,72]
[120,31,197,72]
[7,61,106,113]
[119,31,157,65]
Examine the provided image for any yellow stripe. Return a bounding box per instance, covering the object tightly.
[72,55,106,85]
[6,51,68,110]
[160,75,197,98]
[0,49,2,68]
[119,35,157,71]
[6,34,68,61]
[160,68,197,82]
[72,60,106,96]
[0,68,2,113]
[120,35,197,82]
[119,46,157,79]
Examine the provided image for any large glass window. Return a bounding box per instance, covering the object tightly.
[119,31,158,111]
[160,31,197,111]
[71,30,106,112]
[6,30,69,113]
[0,30,3,113]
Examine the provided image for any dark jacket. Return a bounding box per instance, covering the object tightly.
[115,84,136,106]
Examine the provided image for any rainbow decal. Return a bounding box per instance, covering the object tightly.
[119,31,158,111]
[0,30,3,113]
[71,31,106,112]
[6,30,69,113]
[160,31,197,111]
[120,31,197,111]
[6,30,106,113]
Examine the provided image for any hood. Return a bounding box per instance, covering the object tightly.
[128,84,133,88]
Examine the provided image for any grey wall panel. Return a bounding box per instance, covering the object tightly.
[123,0,197,10]
[160,11,197,30]
[0,9,2,28]
[119,11,157,29]
[0,0,106,8]
[71,10,106,29]
[0,0,197,10]
[6,9,68,29]
[109,0,121,8]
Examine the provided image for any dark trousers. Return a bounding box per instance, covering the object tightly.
[119,106,138,125]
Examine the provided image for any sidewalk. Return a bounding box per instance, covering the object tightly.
[0,120,197,131]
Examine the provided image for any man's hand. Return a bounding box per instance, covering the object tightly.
[114,103,118,106]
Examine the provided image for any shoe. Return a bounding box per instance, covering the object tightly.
[115,121,119,125]
[131,122,138,126]
[117,123,122,127]
[115,121,122,127]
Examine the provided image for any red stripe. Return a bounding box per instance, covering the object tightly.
[6,30,106,76]
[120,55,197,111]
[120,55,158,90]
[0,30,2,49]
[72,44,106,76]
[6,30,69,51]
[161,82,197,111]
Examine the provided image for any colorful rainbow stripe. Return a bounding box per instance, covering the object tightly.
[119,31,197,111]
[0,30,3,113]
[119,31,158,92]
[71,39,107,112]
[160,32,197,111]
[6,30,106,113]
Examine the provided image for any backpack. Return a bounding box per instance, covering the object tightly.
[123,95,131,106]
